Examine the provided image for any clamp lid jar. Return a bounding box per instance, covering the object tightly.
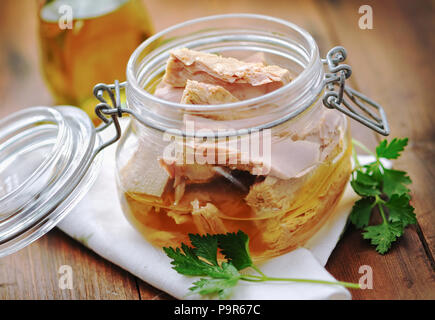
[0,14,389,259]
[98,14,390,259]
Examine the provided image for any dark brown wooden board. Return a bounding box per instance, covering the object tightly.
[317,0,435,299]
[0,0,433,299]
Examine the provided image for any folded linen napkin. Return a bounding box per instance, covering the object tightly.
[58,119,387,300]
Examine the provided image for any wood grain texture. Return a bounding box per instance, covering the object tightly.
[0,0,433,300]
[324,0,435,260]
[317,0,435,298]
[0,230,139,299]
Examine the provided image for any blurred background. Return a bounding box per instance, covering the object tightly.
[1,0,433,127]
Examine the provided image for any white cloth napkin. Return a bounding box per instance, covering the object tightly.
[58,120,387,300]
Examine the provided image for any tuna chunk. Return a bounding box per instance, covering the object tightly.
[167,210,190,224]
[267,140,321,179]
[181,80,239,105]
[153,80,184,103]
[162,48,291,100]
[159,158,217,184]
[159,134,322,188]
[244,175,304,215]
[221,51,267,64]
[120,144,170,198]
[191,200,228,234]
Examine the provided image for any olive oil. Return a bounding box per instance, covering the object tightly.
[38,0,153,124]
[120,140,352,260]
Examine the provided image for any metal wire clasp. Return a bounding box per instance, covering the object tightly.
[91,80,127,157]
[322,46,389,135]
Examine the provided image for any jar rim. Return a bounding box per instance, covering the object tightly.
[126,13,321,112]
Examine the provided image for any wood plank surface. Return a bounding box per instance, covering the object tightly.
[0,229,140,299]
[320,0,435,259]
[0,0,433,300]
[317,0,435,299]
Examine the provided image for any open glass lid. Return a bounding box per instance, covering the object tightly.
[0,106,102,257]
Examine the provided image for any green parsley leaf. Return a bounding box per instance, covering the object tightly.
[363,222,403,254]
[163,243,232,278]
[164,231,360,299]
[376,138,408,159]
[385,194,416,226]
[350,197,376,229]
[164,235,245,299]
[350,137,415,254]
[354,171,378,186]
[217,231,253,271]
[382,169,412,198]
[163,243,211,276]
[350,179,380,197]
[364,163,384,183]
[350,171,381,197]
[189,263,240,299]
[189,233,219,266]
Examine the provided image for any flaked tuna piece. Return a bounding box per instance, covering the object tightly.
[120,144,170,198]
[159,135,322,185]
[154,50,270,103]
[266,140,321,180]
[171,111,339,182]
[165,48,291,87]
[153,80,184,103]
[221,51,267,64]
[245,133,347,216]
[173,174,186,205]
[181,80,239,105]
[167,210,190,224]
[191,200,228,234]
[244,175,303,215]
[159,156,217,204]
[159,157,217,184]
[180,80,279,122]
[162,48,291,100]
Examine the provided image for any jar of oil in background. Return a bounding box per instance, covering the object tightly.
[38,0,153,125]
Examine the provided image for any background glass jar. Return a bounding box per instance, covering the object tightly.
[38,0,153,125]
[115,14,352,260]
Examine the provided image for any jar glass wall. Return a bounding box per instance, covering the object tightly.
[116,14,352,260]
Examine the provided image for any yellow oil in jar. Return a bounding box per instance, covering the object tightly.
[38,0,153,125]
[119,136,352,260]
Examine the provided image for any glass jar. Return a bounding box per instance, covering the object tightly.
[38,0,153,125]
[115,14,354,260]
[0,14,388,259]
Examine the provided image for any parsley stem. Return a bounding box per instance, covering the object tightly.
[352,144,361,171]
[240,274,360,289]
[251,265,266,277]
[376,196,388,225]
[352,138,376,157]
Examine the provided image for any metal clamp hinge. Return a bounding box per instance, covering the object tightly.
[91,80,127,158]
[322,46,390,136]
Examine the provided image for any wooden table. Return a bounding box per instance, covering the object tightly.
[0,0,434,299]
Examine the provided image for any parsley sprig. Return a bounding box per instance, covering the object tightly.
[350,138,416,254]
[164,231,360,299]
